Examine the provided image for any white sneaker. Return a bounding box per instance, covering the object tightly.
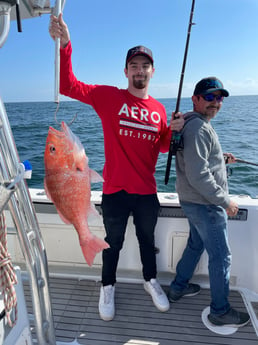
[144,278,170,312]
[98,285,115,321]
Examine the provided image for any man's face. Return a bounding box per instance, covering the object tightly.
[125,55,154,89]
[192,91,223,120]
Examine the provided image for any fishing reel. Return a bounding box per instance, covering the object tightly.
[170,131,184,156]
[226,166,233,178]
[223,154,233,178]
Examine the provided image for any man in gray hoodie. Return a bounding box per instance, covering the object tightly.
[167,77,250,328]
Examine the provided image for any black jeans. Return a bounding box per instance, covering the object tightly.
[101,190,160,285]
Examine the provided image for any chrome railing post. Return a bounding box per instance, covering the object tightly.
[0,97,56,345]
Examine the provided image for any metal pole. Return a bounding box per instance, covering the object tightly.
[0,97,56,344]
[53,0,62,103]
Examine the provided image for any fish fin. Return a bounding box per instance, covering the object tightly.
[90,169,104,183]
[88,202,101,219]
[80,236,109,266]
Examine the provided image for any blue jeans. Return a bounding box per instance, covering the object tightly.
[170,201,232,315]
[101,190,160,286]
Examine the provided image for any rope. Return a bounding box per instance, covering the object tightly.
[0,213,18,327]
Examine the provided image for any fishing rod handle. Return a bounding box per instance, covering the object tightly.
[165,150,173,185]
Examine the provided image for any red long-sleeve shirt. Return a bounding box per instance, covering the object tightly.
[60,41,171,194]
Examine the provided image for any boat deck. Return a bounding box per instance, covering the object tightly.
[23,276,257,345]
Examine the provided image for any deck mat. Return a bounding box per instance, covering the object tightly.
[23,277,257,345]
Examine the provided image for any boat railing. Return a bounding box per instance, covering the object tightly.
[0,97,56,344]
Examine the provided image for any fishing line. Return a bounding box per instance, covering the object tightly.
[164,0,196,185]
[54,102,60,125]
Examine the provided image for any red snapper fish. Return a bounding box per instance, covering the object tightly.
[44,121,109,266]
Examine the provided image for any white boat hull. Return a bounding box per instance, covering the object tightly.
[6,189,258,291]
[5,189,258,339]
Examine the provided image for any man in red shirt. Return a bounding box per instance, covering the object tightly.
[49,13,184,321]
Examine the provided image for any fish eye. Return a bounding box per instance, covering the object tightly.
[49,145,56,153]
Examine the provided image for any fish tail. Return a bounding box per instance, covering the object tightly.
[80,236,109,267]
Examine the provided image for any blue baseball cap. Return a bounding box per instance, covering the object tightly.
[193,77,229,97]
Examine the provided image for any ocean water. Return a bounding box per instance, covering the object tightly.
[4,96,258,198]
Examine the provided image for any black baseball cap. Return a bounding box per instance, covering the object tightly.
[193,77,229,97]
[125,45,153,67]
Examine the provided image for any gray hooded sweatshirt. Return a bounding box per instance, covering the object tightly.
[175,111,230,209]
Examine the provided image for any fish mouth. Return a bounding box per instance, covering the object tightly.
[48,123,79,146]
[48,122,68,135]
[48,126,65,139]
[47,122,74,142]
[47,122,71,139]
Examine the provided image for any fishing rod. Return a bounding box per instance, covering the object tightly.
[235,158,258,167]
[224,155,258,167]
[164,0,196,185]
[226,157,258,178]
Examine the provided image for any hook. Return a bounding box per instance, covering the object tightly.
[54,103,78,127]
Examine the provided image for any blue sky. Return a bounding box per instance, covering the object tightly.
[1,0,258,102]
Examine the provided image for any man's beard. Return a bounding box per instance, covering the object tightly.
[132,76,147,89]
